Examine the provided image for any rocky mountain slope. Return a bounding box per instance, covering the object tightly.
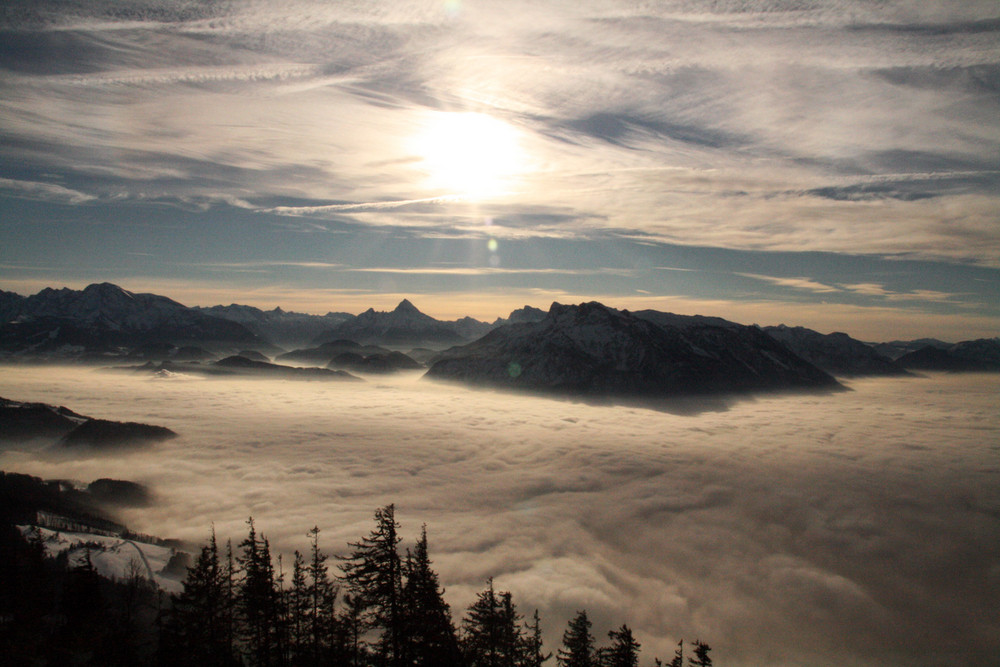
[762,325,908,377]
[313,299,471,349]
[0,283,271,360]
[426,302,840,399]
[194,303,352,348]
[896,339,1000,371]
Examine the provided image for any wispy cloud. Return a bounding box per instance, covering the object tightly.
[840,282,963,303]
[738,273,842,294]
[349,266,635,277]
[0,178,96,204]
[261,196,465,216]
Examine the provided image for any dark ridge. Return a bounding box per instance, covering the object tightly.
[59,419,177,449]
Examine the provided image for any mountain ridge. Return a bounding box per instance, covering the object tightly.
[426,301,841,401]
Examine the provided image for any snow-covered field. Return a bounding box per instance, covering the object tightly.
[1,366,998,666]
[17,525,185,593]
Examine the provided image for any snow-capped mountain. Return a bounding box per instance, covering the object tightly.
[426,301,840,398]
[762,325,908,377]
[0,283,271,359]
[492,305,548,326]
[194,303,352,348]
[313,299,470,349]
[896,338,1000,371]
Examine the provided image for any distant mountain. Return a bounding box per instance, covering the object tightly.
[112,356,363,380]
[871,338,951,361]
[0,283,273,360]
[0,289,25,322]
[896,339,1000,372]
[493,305,548,326]
[276,339,391,366]
[212,355,362,379]
[195,303,352,348]
[327,350,423,374]
[1,396,177,448]
[313,299,468,349]
[450,316,495,341]
[426,302,840,399]
[762,325,909,377]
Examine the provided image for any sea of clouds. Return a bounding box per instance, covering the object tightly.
[1,366,997,666]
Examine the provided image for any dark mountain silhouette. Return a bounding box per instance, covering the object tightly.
[493,305,548,326]
[1,396,176,448]
[0,283,273,360]
[276,339,391,366]
[313,299,468,348]
[327,350,423,374]
[762,325,909,377]
[59,419,176,449]
[871,338,951,360]
[0,396,89,441]
[195,303,353,348]
[896,339,1000,371]
[426,301,840,400]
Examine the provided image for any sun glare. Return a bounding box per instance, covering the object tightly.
[411,111,524,198]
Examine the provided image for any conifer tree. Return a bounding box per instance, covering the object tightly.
[238,517,281,667]
[556,610,594,667]
[55,547,108,662]
[401,525,462,666]
[288,550,308,664]
[462,577,503,667]
[688,640,711,667]
[499,591,524,666]
[339,504,405,666]
[462,578,529,667]
[599,625,640,667]
[163,528,239,666]
[668,639,683,667]
[305,526,338,663]
[521,609,551,667]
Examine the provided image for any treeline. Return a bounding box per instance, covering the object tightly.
[0,504,713,666]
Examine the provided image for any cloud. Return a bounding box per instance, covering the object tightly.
[0,177,96,204]
[737,273,842,293]
[2,367,998,665]
[840,283,963,303]
[261,196,465,216]
[349,267,634,277]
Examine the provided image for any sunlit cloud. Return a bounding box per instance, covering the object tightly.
[737,273,842,294]
[1,0,998,332]
[0,178,96,205]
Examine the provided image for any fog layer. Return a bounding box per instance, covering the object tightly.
[1,368,997,666]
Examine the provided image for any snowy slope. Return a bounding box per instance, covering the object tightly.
[19,525,187,594]
[427,301,839,398]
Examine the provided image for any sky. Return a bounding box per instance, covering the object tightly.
[1,0,999,341]
[2,367,998,665]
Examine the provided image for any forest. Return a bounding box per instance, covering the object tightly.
[0,504,712,666]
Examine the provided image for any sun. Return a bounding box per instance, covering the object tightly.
[410,111,524,198]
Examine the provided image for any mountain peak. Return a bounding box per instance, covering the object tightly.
[394,299,421,314]
[83,282,134,299]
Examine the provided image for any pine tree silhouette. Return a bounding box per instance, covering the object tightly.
[556,610,594,667]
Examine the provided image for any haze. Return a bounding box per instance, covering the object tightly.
[1,366,997,666]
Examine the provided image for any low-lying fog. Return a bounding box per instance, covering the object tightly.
[2,367,998,666]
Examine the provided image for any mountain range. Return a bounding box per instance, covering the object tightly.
[2,283,999,392]
[427,302,841,398]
